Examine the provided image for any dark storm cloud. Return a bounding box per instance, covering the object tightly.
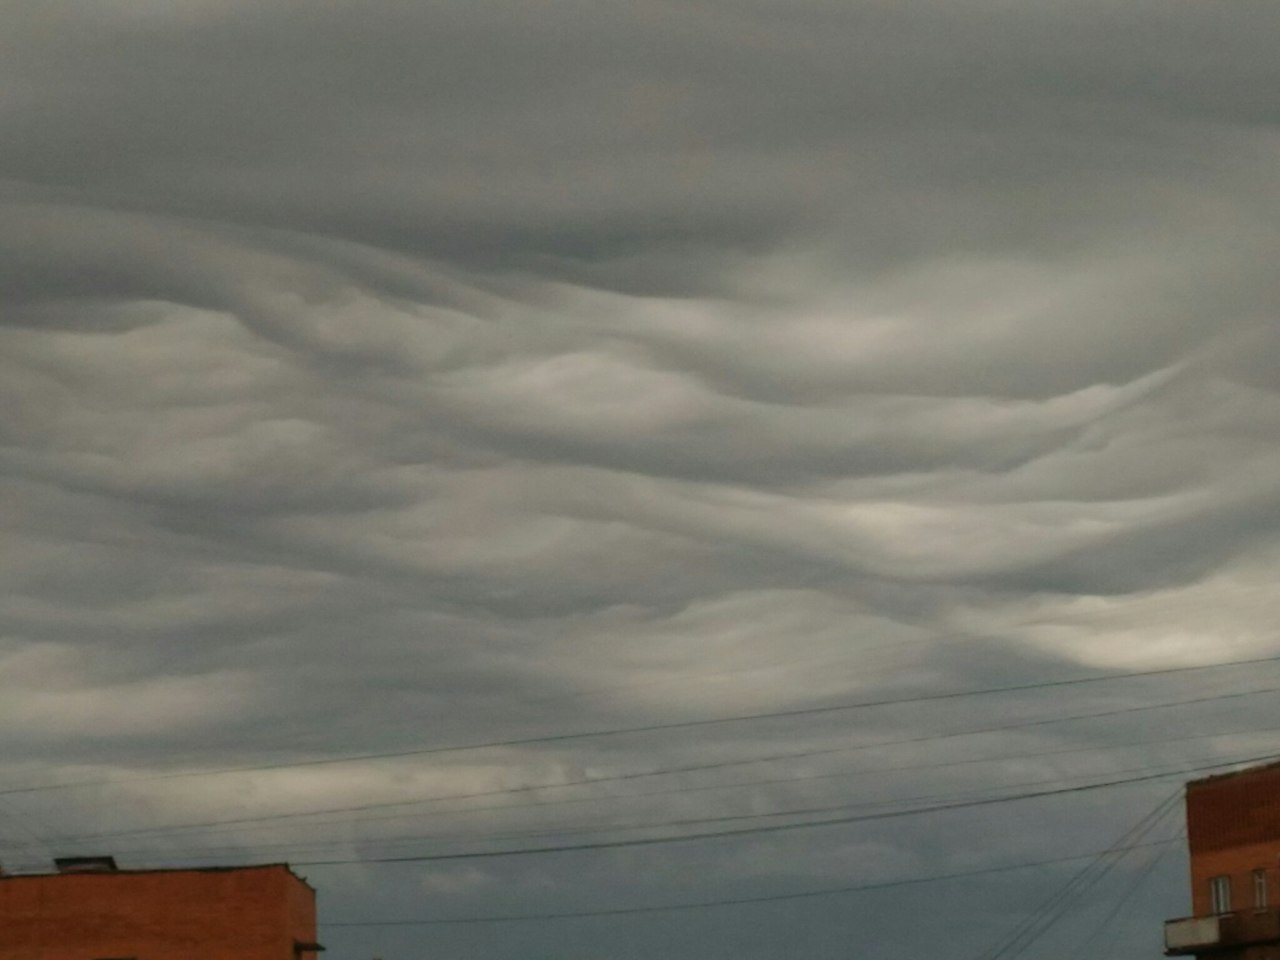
[2,1,1280,958]
[4,0,1277,276]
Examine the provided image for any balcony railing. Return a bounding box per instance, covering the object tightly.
[1166,908,1280,955]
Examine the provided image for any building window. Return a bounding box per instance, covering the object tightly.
[1211,875,1232,914]
[1256,870,1269,909]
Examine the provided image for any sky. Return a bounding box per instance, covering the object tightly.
[2,0,1280,957]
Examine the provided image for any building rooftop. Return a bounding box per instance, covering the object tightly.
[0,859,313,890]
[1186,757,1280,790]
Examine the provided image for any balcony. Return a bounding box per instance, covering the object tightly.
[1166,908,1280,955]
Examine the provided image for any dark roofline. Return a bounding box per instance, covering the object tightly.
[0,861,315,891]
[1186,757,1280,790]
[54,855,118,873]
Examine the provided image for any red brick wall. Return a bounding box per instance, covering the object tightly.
[284,866,319,954]
[0,864,315,960]
[1186,763,1280,917]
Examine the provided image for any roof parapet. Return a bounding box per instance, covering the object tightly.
[54,856,119,874]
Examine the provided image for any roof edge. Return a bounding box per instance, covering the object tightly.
[1187,757,1280,789]
[0,861,312,887]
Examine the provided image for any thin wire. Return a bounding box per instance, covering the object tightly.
[1079,829,1182,960]
[0,796,59,864]
[977,791,1183,960]
[321,838,1182,927]
[114,717,1280,845]
[294,751,1277,867]
[991,809,1176,960]
[7,650,1279,799]
[75,752,1234,864]
[54,683,1280,844]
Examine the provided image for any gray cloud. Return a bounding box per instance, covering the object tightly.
[2,1,1280,958]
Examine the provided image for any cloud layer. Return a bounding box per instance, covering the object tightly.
[2,1,1280,958]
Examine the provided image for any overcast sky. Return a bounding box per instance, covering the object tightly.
[3,1,1280,958]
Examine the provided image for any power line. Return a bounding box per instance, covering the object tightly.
[1079,829,1182,960]
[212,587,1280,758]
[113,716,1280,845]
[321,838,1182,927]
[294,750,1276,867]
[7,650,1278,799]
[974,790,1183,960]
[1005,800,1183,960]
[75,751,1236,864]
[54,683,1280,844]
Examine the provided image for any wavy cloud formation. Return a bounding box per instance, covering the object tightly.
[2,1,1279,958]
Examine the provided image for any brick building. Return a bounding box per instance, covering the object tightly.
[1166,760,1280,960]
[0,857,323,960]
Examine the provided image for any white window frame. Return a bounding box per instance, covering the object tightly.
[1255,869,1268,909]
[1211,875,1232,914]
